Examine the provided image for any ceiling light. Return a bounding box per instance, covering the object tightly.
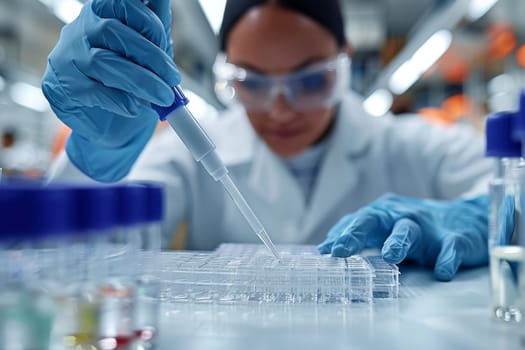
[388,61,420,95]
[363,89,393,117]
[411,30,452,73]
[388,30,452,95]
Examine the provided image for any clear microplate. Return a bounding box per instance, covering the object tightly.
[316,255,348,304]
[365,256,400,299]
[290,256,319,304]
[157,244,399,304]
[346,256,374,303]
[157,252,212,303]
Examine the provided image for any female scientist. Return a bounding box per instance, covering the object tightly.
[43,0,499,281]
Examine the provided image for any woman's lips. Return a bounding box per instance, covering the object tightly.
[264,128,305,140]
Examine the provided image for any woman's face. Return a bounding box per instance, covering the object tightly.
[226,4,340,157]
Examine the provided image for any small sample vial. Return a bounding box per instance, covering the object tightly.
[97,184,145,349]
[56,185,117,350]
[0,185,74,350]
[487,109,525,322]
[132,182,164,349]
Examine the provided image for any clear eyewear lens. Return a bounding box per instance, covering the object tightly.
[214,54,350,112]
[285,68,339,110]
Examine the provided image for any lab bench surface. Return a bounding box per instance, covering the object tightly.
[157,267,524,350]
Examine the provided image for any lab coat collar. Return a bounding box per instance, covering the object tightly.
[301,92,373,236]
[248,138,306,242]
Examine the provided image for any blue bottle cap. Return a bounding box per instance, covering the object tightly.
[138,182,164,223]
[116,184,147,227]
[486,111,522,157]
[512,89,525,140]
[72,185,117,233]
[0,184,74,239]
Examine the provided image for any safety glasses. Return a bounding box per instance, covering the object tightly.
[213,53,350,112]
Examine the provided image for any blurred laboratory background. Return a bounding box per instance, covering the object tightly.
[0,0,523,177]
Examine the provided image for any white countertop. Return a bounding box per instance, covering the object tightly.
[157,266,524,350]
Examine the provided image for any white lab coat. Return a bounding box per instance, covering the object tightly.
[50,91,492,249]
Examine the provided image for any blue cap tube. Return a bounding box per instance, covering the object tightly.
[486,112,522,158]
[72,185,117,233]
[0,185,74,238]
[116,184,148,227]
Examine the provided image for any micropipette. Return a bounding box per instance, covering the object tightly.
[151,87,281,261]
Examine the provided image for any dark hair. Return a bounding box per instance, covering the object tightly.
[218,0,346,51]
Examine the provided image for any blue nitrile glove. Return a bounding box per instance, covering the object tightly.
[41,0,180,182]
[318,193,511,281]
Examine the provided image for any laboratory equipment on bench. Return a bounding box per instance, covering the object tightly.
[0,185,73,350]
[55,184,117,350]
[97,184,146,349]
[487,90,525,323]
[486,112,522,247]
[0,181,168,349]
[132,182,164,349]
[486,111,523,322]
[152,86,280,261]
[148,243,399,305]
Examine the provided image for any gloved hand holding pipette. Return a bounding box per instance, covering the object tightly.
[42,0,179,183]
[42,0,280,259]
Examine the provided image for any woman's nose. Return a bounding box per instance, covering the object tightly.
[267,94,297,123]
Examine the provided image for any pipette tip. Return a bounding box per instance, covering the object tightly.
[257,229,281,261]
